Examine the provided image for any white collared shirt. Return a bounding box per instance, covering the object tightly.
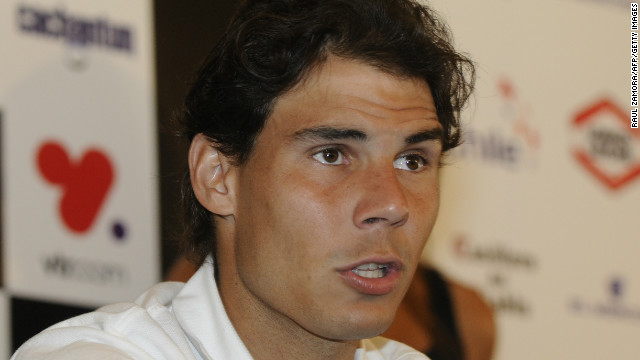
[12,257,428,360]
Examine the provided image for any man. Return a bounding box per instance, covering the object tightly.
[12,0,473,359]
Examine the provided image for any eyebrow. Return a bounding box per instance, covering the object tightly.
[292,125,443,145]
[292,126,367,142]
[405,128,443,145]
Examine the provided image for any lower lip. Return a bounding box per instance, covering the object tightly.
[338,268,401,296]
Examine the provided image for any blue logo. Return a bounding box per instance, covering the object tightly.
[570,276,640,322]
[18,6,133,53]
[610,277,623,299]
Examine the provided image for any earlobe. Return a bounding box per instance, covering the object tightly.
[188,134,236,216]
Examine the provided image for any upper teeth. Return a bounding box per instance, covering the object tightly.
[352,263,387,278]
[355,263,387,270]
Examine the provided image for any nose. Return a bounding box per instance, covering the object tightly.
[353,166,409,229]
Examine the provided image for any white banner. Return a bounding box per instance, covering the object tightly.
[421,0,639,359]
[1,1,159,306]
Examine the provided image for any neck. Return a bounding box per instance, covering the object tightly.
[219,273,359,360]
[216,260,359,360]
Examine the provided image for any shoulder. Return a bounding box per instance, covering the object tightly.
[359,337,430,360]
[11,282,194,360]
[448,280,493,324]
[447,281,496,360]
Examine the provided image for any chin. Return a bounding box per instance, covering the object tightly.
[323,310,396,341]
[335,323,393,341]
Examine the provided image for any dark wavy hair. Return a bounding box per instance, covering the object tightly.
[178,0,475,265]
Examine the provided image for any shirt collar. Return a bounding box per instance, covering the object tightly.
[171,256,254,360]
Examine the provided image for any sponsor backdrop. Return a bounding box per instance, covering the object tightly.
[0,0,159,349]
[422,0,639,359]
[0,0,636,359]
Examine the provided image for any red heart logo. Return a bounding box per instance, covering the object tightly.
[37,141,114,234]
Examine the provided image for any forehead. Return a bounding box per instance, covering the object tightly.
[267,56,439,135]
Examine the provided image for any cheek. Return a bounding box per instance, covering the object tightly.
[405,179,440,243]
[235,176,348,309]
[405,172,440,211]
[422,184,440,220]
[237,171,344,267]
[277,178,345,249]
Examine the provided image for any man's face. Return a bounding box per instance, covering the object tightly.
[219,56,442,341]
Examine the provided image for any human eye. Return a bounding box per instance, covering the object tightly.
[393,154,427,171]
[311,147,347,165]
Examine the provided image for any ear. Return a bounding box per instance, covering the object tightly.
[188,134,236,216]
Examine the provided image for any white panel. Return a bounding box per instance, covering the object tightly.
[1,1,159,306]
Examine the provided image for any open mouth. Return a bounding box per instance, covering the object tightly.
[351,262,389,279]
[339,259,401,295]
